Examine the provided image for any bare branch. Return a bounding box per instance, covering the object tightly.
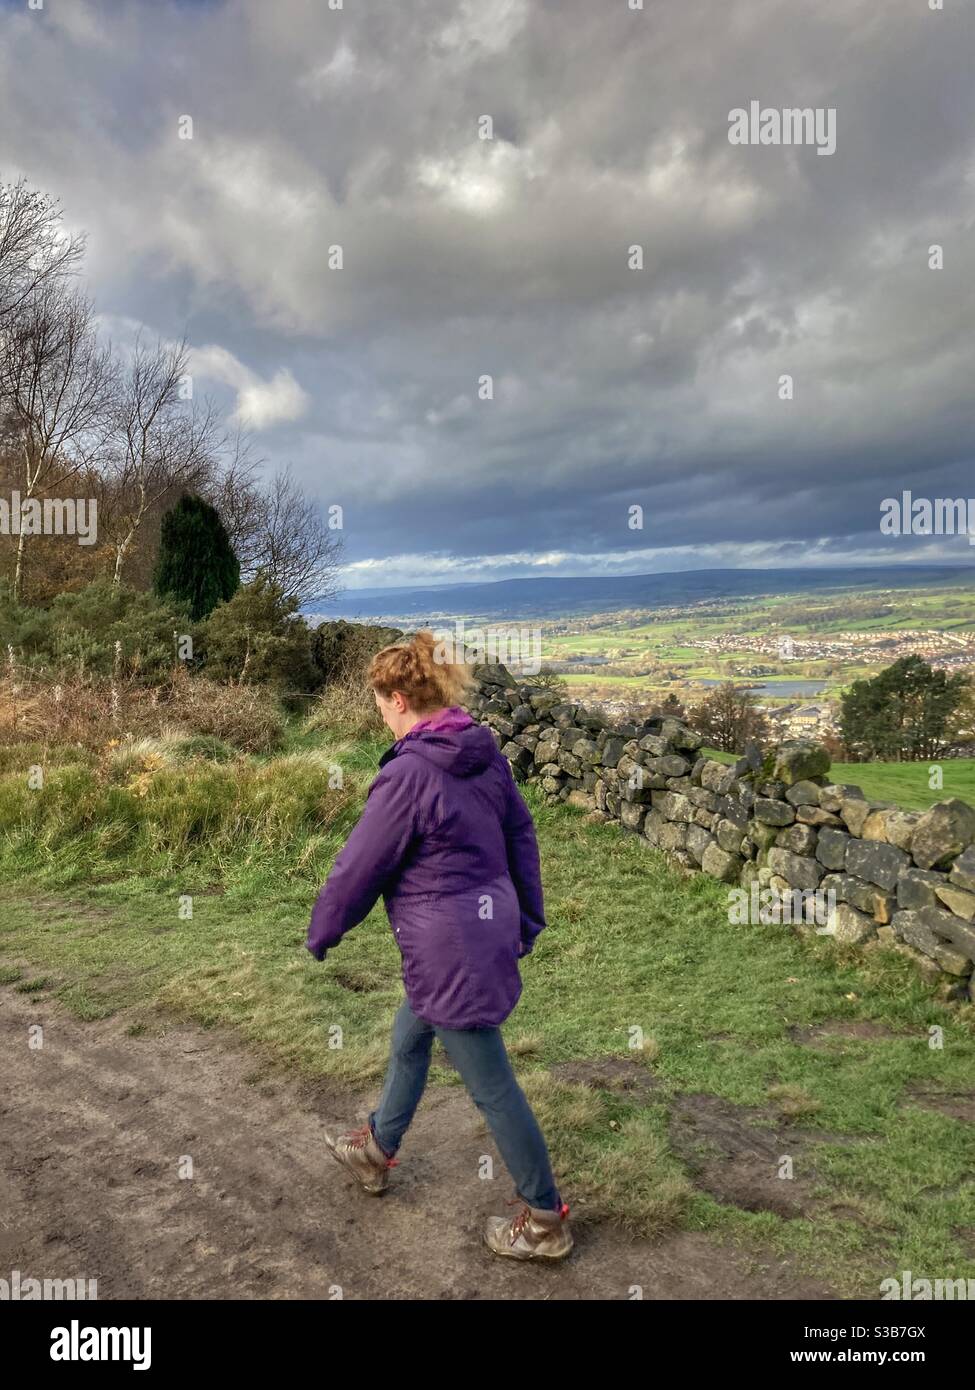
[242,467,344,605]
[99,336,222,582]
[0,177,84,326]
[0,282,113,595]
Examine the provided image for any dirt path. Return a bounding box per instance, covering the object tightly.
[0,986,837,1301]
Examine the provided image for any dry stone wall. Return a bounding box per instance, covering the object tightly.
[469,673,975,992]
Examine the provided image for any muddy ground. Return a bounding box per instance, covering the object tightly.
[0,986,839,1301]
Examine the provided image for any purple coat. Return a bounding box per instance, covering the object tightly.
[306,710,546,1029]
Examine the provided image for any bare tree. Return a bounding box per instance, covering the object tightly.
[202,428,264,572]
[100,336,221,583]
[246,467,343,604]
[0,283,113,596]
[0,177,84,326]
[689,682,769,754]
[204,456,342,605]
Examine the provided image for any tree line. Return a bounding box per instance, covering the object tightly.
[686,657,973,761]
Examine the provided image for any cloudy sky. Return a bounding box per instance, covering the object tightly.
[1,0,973,588]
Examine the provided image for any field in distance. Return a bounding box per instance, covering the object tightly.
[541,582,975,712]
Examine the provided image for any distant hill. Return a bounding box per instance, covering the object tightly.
[305,564,974,622]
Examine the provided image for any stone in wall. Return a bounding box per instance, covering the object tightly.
[949,846,975,892]
[910,800,975,871]
[773,741,831,786]
[846,840,909,892]
[821,784,865,813]
[897,867,947,911]
[827,902,876,945]
[816,826,850,871]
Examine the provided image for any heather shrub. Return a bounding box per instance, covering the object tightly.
[201,576,321,699]
[1,580,195,681]
[0,668,285,755]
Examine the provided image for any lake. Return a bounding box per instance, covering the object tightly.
[699,679,829,698]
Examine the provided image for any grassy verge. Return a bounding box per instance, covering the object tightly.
[1,732,973,1295]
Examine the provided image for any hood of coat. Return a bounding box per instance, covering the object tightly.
[387,709,498,778]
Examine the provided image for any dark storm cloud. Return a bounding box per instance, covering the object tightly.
[0,0,972,584]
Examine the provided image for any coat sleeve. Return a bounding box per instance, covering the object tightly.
[306,762,423,961]
[501,763,547,955]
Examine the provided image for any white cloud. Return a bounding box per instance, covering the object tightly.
[298,42,359,96]
[46,0,115,51]
[340,537,975,589]
[438,0,530,57]
[425,394,473,427]
[190,345,309,430]
[415,140,533,216]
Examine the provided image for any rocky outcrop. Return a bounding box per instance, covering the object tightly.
[470,673,975,993]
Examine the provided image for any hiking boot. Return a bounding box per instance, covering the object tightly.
[323,1123,397,1195]
[484,1201,573,1260]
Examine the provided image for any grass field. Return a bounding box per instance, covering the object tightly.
[1,726,973,1296]
[830,761,975,811]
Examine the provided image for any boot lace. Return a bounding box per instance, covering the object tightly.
[346,1125,398,1166]
[346,1124,372,1149]
[505,1198,569,1244]
[507,1201,533,1244]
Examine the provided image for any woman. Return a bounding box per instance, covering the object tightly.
[306,632,572,1261]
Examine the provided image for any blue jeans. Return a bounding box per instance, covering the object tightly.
[369,1000,562,1212]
